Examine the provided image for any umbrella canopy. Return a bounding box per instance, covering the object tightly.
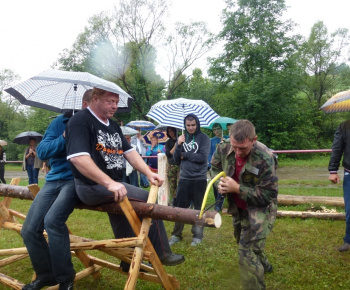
[0,140,7,146]
[143,130,168,145]
[321,90,350,113]
[202,116,238,130]
[5,69,133,113]
[146,98,219,130]
[120,126,139,136]
[125,120,156,130]
[13,131,43,145]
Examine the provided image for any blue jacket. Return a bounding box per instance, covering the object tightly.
[208,135,229,169]
[37,114,73,181]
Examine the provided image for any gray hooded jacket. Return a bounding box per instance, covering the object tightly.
[173,113,210,180]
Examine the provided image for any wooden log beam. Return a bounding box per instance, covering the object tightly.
[77,202,221,228]
[0,272,24,290]
[69,237,144,250]
[0,254,28,267]
[0,184,34,200]
[0,184,221,228]
[278,194,344,207]
[277,210,345,220]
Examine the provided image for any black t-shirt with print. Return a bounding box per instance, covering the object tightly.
[66,108,132,185]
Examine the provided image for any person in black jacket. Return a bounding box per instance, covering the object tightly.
[165,127,180,205]
[328,120,350,252]
[169,114,210,247]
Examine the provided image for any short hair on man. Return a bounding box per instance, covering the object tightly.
[185,115,195,122]
[82,89,93,104]
[229,119,256,142]
[91,88,119,99]
[212,123,222,130]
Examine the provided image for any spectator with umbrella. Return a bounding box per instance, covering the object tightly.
[0,144,6,184]
[208,123,229,212]
[22,138,42,185]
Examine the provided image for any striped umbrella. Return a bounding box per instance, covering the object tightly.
[146,98,219,130]
[125,120,156,130]
[5,69,133,113]
[321,90,350,113]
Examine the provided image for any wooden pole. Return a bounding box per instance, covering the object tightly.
[277,210,345,220]
[157,153,168,206]
[278,194,344,207]
[0,184,221,228]
[77,202,221,228]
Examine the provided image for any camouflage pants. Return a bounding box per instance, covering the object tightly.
[167,164,180,200]
[233,210,272,290]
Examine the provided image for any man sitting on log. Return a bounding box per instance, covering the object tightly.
[20,89,93,290]
[211,119,278,290]
[65,88,185,271]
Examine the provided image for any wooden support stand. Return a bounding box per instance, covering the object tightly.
[0,179,187,289]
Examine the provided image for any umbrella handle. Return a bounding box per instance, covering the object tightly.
[199,171,226,218]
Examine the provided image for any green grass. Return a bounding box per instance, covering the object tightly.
[2,156,350,289]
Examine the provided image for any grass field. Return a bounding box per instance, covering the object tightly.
[1,156,350,289]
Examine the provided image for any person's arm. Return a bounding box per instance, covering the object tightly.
[70,155,128,203]
[328,125,344,183]
[37,117,67,160]
[173,135,185,165]
[124,150,164,186]
[210,142,225,189]
[24,148,30,159]
[208,139,215,169]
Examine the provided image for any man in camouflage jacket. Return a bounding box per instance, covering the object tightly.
[211,119,278,290]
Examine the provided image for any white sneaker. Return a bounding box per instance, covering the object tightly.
[191,238,202,246]
[169,235,181,246]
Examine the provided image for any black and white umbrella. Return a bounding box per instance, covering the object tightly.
[5,69,133,113]
[13,131,43,145]
[146,98,219,130]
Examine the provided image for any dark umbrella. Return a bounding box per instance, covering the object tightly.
[13,131,43,145]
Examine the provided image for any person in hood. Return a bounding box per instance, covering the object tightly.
[168,114,210,246]
[165,126,180,205]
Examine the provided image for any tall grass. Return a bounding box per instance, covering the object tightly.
[1,155,350,289]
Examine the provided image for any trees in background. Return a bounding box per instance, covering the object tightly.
[1,0,350,158]
[209,0,311,148]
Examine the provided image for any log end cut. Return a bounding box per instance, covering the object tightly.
[203,212,222,228]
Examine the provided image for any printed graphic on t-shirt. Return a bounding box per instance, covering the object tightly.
[183,141,199,153]
[96,130,124,169]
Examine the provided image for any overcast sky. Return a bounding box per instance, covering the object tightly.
[1,0,349,82]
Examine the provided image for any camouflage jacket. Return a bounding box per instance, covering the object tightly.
[211,140,278,240]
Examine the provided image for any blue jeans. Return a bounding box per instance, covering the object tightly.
[344,171,350,243]
[26,164,39,184]
[21,179,79,283]
[122,168,139,187]
[140,172,149,187]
